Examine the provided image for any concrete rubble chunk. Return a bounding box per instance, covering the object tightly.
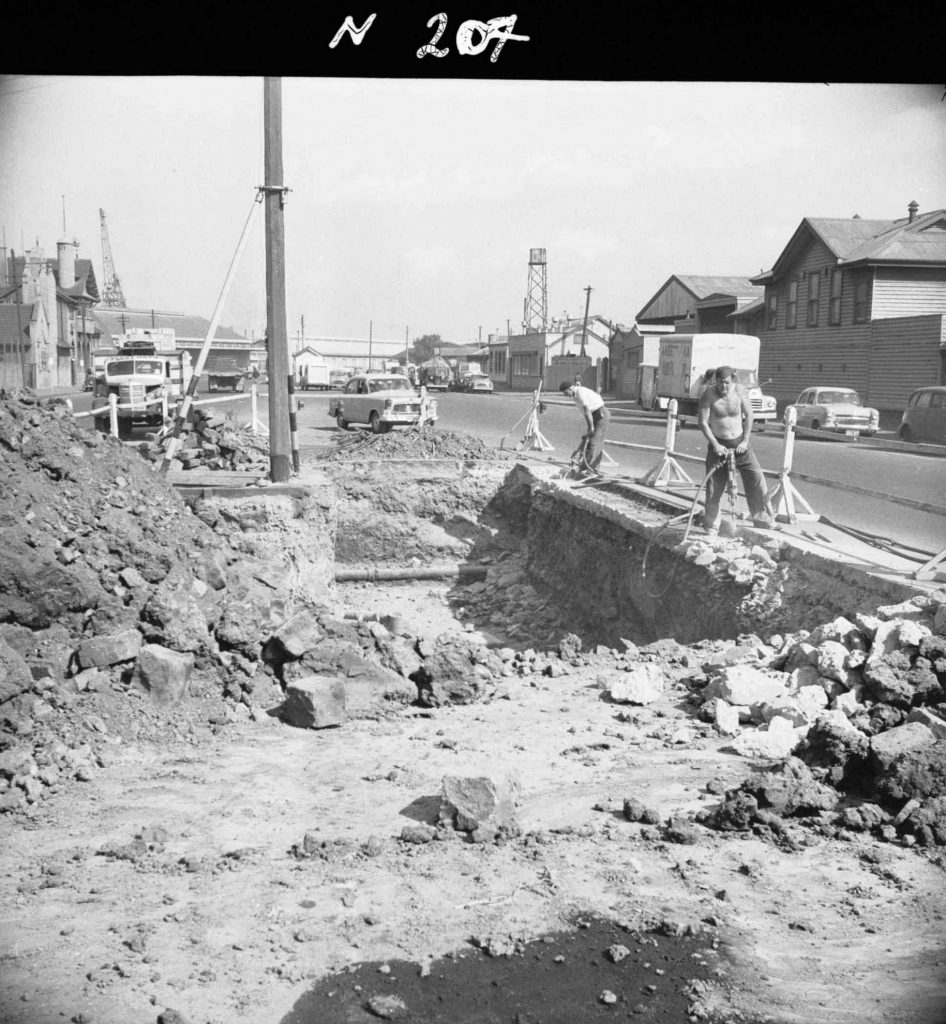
[787,665,821,692]
[853,612,881,639]
[875,599,931,622]
[273,611,324,658]
[934,604,946,635]
[731,715,803,758]
[783,641,820,672]
[609,663,665,705]
[808,616,861,647]
[439,773,521,840]
[867,620,902,665]
[906,707,946,741]
[869,722,937,772]
[714,701,741,736]
[76,628,143,669]
[133,643,194,703]
[897,620,933,650]
[283,675,347,729]
[0,640,33,704]
[710,664,788,708]
[816,641,850,684]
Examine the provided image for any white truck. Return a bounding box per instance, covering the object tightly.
[656,333,777,429]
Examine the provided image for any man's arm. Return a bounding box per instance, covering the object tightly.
[738,388,754,452]
[575,392,595,435]
[698,389,724,456]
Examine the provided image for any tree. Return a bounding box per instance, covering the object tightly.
[411,334,442,364]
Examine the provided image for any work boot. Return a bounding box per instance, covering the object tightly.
[752,511,776,529]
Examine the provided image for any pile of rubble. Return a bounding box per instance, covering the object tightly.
[321,426,513,462]
[138,406,270,473]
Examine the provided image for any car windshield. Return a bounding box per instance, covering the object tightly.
[367,377,413,393]
[106,359,163,377]
[819,390,861,405]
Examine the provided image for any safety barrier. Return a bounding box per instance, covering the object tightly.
[69,385,267,440]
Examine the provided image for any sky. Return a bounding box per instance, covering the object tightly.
[1,77,944,346]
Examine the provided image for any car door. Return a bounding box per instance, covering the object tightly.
[342,377,366,422]
[927,390,945,443]
[793,390,812,428]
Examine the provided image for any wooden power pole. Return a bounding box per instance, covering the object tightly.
[264,77,291,482]
[580,285,592,358]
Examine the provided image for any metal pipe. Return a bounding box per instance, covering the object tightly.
[334,564,489,582]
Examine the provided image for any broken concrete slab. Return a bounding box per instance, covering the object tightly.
[133,644,194,703]
[608,663,665,705]
[273,611,324,658]
[439,773,521,841]
[76,628,143,669]
[869,722,937,772]
[283,675,347,729]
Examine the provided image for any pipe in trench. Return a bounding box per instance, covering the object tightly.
[334,563,489,582]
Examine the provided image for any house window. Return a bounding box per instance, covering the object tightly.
[806,272,820,326]
[854,279,869,323]
[787,280,798,328]
[511,351,539,376]
[828,268,842,325]
[766,290,778,330]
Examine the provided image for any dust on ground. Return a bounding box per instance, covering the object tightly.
[1,393,945,1024]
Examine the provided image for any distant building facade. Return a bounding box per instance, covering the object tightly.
[0,241,102,388]
[751,202,946,410]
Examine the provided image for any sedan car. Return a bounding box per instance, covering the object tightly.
[329,369,350,389]
[898,385,946,445]
[787,386,879,436]
[328,373,437,433]
[458,373,494,393]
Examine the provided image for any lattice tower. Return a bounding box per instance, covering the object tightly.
[99,208,127,308]
[524,247,547,332]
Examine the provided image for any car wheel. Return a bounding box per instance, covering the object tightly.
[117,419,133,441]
[899,425,912,442]
[810,419,821,431]
[336,411,350,431]
[369,411,384,434]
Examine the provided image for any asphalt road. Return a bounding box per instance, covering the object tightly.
[70,385,946,560]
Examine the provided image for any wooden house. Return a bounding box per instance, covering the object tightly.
[751,201,946,411]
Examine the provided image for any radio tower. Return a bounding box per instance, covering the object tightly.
[523,247,547,332]
[99,208,127,308]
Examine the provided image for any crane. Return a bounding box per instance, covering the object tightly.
[99,208,127,308]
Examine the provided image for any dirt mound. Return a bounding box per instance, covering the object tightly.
[323,425,513,462]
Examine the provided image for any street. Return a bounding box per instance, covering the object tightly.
[70,384,946,560]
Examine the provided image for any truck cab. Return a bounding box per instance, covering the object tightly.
[93,344,192,439]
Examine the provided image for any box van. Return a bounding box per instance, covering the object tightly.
[898,386,946,445]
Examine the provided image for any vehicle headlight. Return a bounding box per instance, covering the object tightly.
[384,399,393,410]
[763,397,776,410]
[824,410,836,423]
[869,409,879,424]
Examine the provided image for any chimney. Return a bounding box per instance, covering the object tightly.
[57,239,75,289]
[908,200,919,223]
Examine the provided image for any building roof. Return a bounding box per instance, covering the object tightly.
[7,254,100,303]
[94,308,248,344]
[695,286,765,308]
[304,337,405,358]
[754,207,946,282]
[674,275,762,299]
[727,296,765,319]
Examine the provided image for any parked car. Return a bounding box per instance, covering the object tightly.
[328,373,437,433]
[898,385,946,445]
[329,369,350,389]
[458,372,494,393]
[787,386,879,436]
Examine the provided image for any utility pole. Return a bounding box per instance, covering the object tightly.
[580,285,592,358]
[264,76,291,482]
[368,320,373,371]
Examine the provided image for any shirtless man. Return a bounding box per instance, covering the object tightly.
[697,366,775,535]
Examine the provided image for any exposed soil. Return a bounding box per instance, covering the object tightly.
[1,394,945,1024]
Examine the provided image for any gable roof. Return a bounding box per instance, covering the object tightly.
[637,275,761,321]
[6,255,100,303]
[754,208,946,282]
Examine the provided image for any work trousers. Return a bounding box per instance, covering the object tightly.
[703,436,770,527]
[584,406,610,470]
